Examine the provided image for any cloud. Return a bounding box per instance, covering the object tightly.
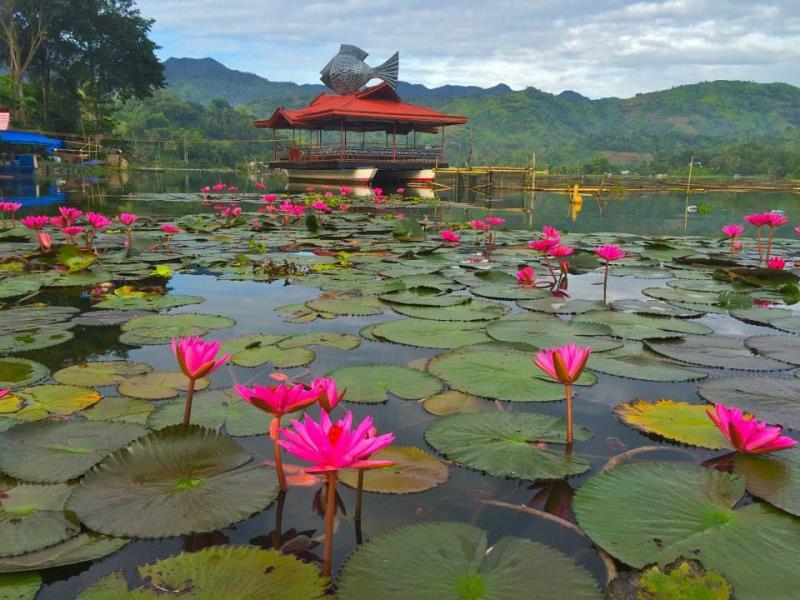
[136,0,800,97]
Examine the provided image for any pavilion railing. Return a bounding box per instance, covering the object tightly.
[272,143,442,163]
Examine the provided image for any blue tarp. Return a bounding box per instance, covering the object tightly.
[0,130,63,151]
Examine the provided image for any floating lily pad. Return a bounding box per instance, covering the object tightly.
[76,546,329,599]
[421,391,486,416]
[372,319,490,349]
[610,299,704,318]
[729,307,793,325]
[588,345,707,382]
[325,365,443,404]
[223,334,315,368]
[53,361,152,387]
[0,359,48,389]
[337,522,600,600]
[574,311,713,340]
[614,399,728,448]
[94,294,204,311]
[277,332,360,350]
[745,334,800,366]
[0,420,148,483]
[147,390,269,436]
[0,534,127,574]
[0,273,57,300]
[0,328,74,355]
[71,309,152,327]
[305,295,384,316]
[83,396,154,425]
[0,572,41,600]
[734,448,800,517]
[425,412,591,481]
[428,348,594,402]
[389,300,508,321]
[117,371,209,400]
[769,315,800,334]
[518,297,607,314]
[644,336,787,371]
[573,462,800,600]
[470,283,549,300]
[0,483,80,558]
[379,290,470,307]
[642,287,720,305]
[697,376,800,429]
[9,385,101,420]
[120,313,235,345]
[66,425,279,538]
[339,446,448,494]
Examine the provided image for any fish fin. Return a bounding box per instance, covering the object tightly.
[339,44,369,60]
[320,58,333,87]
[373,51,399,89]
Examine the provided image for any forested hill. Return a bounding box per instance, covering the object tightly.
[145,57,800,175]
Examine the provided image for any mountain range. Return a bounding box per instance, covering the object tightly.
[149,57,800,174]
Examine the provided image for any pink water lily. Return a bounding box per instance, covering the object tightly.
[534,344,591,444]
[468,220,489,231]
[200,186,211,194]
[211,183,227,192]
[706,403,796,454]
[119,213,139,246]
[37,231,52,253]
[762,212,788,263]
[85,212,111,230]
[744,213,770,262]
[171,337,231,426]
[161,223,180,247]
[516,266,536,287]
[255,182,266,191]
[0,388,10,398]
[486,216,505,226]
[767,256,786,270]
[549,245,574,277]
[263,193,278,203]
[595,245,625,302]
[441,230,461,244]
[20,215,49,230]
[58,206,82,226]
[61,226,83,244]
[311,377,346,413]
[721,224,744,238]
[312,200,332,213]
[228,185,239,193]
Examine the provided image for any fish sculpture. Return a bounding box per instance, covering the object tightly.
[320,44,399,95]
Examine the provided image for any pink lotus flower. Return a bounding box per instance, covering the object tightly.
[528,238,558,252]
[372,187,383,197]
[394,212,405,220]
[733,241,743,251]
[485,217,505,226]
[594,245,625,261]
[86,212,111,230]
[767,256,786,270]
[50,216,67,228]
[0,202,21,214]
[58,206,82,226]
[534,344,591,444]
[263,193,278,203]
[306,186,315,193]
[0,388,10,398]
[339,186,352,196]
[280,411,394,474]
[764,212,788,228]
[172,337,231,381]
[548,245,574,259]
[311,377,346,413]
[441,230,461,244]
[396,187,405,194]
[161,224,180,235]
[324,191,333,198]
[795,225,800,236]
[722,224,745,238]
[312,200,332,213]
[118,213,139,227]
[37,232,52,252]
[542,225,560,239]
[744,213,770,227]
[211,184,225,192]
[338,203,350,212]
[200,186,211,194]
[233,383,320,419]
[706,403,797,454]
[61,226,83,243]
[468,220,489,231]
[516,266,536,287]
[255,182,266,191]
[228,185,239,193]
[20,215,49,230]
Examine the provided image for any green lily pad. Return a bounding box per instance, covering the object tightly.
[697,376,800,429]
[642,287,720,305]
[0,273,58,300]
[0,572,41,600]
[574,311,713,340]
[427,348,594,402]
[0,534,127,574]
[325,365,443,404]
[0,328,74,355]
[379,290,470,306]
[76,546,329,600]
[305,295,384,316]
[0,420,148,483]
[47,270,113,288]
[734,448,800,517]
[518,297,607,314]
[147,390,269,436]
[372,319,490,349]
[94,294,204,311]
[83,396,154,425]
[425,412,591,481]
[8,385,101,421]
[56,245,97,273]
[71,309,151,327]
[120,313,235,345]
[337,522,600,600]
[0,359,48,389]
[588,345,707,382]
[0,483,80,558]
[422,391,487,416]
[729,307,793,325]
[573,462,800,600]
[470,283,549,300]
[117,371,209,400]
[769,316,800,334]
[223,334,315,368]
[614,399,728,448]
[745,334,800,366]
[644,336,788,371]
[339,446,448,494]
[610,299,704,318]
[277,332,360,350]
[66,425,279,538]
[388,300,508,321]
[53,361,152,387]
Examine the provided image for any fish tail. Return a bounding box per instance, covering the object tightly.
[374,52,399,89]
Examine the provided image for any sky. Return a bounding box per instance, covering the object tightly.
[135,0,800,98]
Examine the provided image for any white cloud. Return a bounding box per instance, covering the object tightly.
[136,0,800,97]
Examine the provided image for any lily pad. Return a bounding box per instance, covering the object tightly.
[325,365,443,404]
[147,390,269,436]
[610,299,704,318]
[425,412,591,481]
[9,385,101,420]
[614,399,728,448]
[0,572,41,600]
[223,334,316,368]
[71,309,151,327]
[53,361,152,387]
[372,319,490,349]
[470,283,549,300]
[94,294,204,311]
[588,345,707,382]
[573,462,800,600]
[277,332,360,350]
[120,313,235,345]
[0,534,127,574]
[745,334,800,366]
[337,522,600,600]
[83,396,154,425]
[379,290,470,307]
[734,448,800,517]
[305,295,384,316]
[644,336,788,371]
[339,446,448,494]
[117,371,209,400]
[729,307,793,325]
[518,297,607,314]
[574,311,713,340]
[0,420,148,483]
[0,359,48,389]
[66,425,279,538]
[389,300,508,321]
[422,391,486,416]
[0,328,74,355]
[697,376,800,429]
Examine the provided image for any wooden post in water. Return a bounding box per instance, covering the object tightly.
[686,155,695,195]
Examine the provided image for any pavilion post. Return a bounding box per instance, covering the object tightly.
[340,120,344,160]
[440,127,446,161]
[392,123,397,160]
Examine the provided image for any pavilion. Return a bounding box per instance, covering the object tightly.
[254,83,467,184]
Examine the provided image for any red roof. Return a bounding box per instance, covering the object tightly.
[254,83,467,133]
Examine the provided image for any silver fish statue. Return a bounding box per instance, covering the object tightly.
[320,44,399,95]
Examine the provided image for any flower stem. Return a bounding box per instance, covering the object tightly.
[273,416,287,491]
[565,383,573,444]
[182,377,196,426]
[323,471,338,577]
[126,228,132,248]
[766,228,774,263]
[544,256,557,281]
[354,468,364,522]
[756,228,763,262]
[602,261,609,303]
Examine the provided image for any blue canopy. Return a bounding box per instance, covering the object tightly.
[0,130,63,151]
